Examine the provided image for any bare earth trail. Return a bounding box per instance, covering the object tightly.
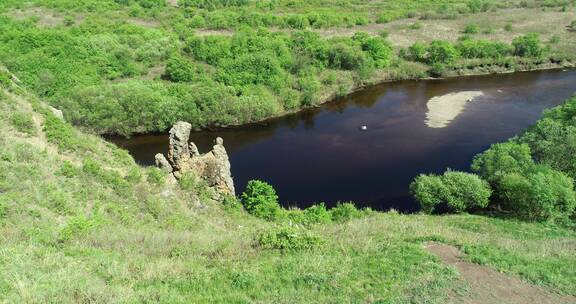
[425,242,576,304]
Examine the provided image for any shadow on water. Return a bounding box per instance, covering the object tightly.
[110,69,576,212]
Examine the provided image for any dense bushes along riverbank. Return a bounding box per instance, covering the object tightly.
[411,96,576,224]
[1,0,574,136]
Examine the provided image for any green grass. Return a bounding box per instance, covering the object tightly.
[0,84,574,302]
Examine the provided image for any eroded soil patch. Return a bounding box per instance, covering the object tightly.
[425,242,575,304]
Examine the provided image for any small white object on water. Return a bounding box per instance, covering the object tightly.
[360,125,368,131]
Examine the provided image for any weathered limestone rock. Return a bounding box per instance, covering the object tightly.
[49,106,64,121]
[189,142,200,157]
[155,153,173,173]
[156,122,235,197]
[167,121,192,171]
[190,137,235,196]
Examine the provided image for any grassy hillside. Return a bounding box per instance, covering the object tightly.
[0,69,575,303]
[0,0,574,136]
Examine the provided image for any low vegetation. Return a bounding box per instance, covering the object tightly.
[240,179,372,224]
[0,1,573,136]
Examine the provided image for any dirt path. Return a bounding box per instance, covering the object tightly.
[425,242,576,304]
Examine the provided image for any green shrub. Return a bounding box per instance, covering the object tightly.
[504,23,513,32]
[302,203,332,224]
[570,20,576,32]
[256,225,323,251]
[457,39,512,59]
[58,215,103,242]
[411,171,491,213]
[512,33,548,58]
[63,16,75,26]
[189,15,206,28]
[241,180,282,221]
[330,202,364,222]
[10,112,36,135]
[43,114,78,151]
[429,63,446,77]
[518,97,576,180]
[58,161,79,178]
[441,171,491,212]
[0,70,11,88]
[406,42,428,62]
[467,0,490,13]
[427,40,460,65]
[549,35,560,44]
[471,142,534,185]
[328,43,366,70]
[222,194,243,213]
[409,22,423,30]
[499,165,576,222]
[410,174,447,213]
[297,73,321,106]
[164,56,198,82]
[463,23,479,34]
[358,36,393,68]
[287,203,332,225]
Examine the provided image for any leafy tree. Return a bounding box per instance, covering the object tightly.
[518,97,576,180]
[328,42,367,70]
[359,36,393,68]
[441,171,491,212]
[411,171,491,213]
[457,39,511,59]
[471,142,534,185]
[290,31,330,68]
[219,52,286,87]
[512,33,548,58]
[406,42,427,62]
[499,165,576,222]
[410,174,447,213]
[241,180,282,221]
[330,202,366,222]
[426,40,460,65]
[302,203,332,224]
[164,56,197,82]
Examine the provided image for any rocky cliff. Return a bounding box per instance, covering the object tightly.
[155,122,235,197]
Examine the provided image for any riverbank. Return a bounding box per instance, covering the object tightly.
[177,59,575,133]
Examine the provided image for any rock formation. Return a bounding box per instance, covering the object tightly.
[49,106,65,121]
[155,121,235,197]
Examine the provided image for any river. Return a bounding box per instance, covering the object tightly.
[111,69,576,211]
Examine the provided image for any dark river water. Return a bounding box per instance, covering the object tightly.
[111,69,576,212]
